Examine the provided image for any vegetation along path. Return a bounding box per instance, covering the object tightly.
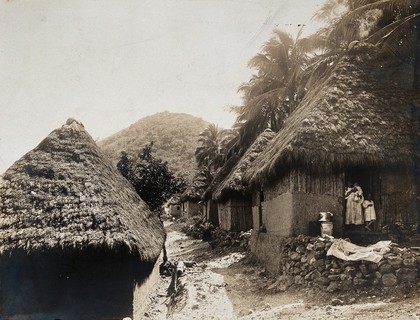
[144,222,420,319]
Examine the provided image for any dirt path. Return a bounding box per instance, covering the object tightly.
[144,227,420,320]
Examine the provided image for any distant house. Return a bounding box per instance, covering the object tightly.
[0,119,165,320]
[202,155,240,226]
[165,195,182,218]
[213,129,276,231]
[179,169,213,217]
[244,46,419,259]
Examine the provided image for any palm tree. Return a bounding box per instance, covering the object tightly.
[234,29,309,151]
[195,124,231,173]
[306,0,420,88]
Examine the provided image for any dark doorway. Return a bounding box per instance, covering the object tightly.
[345,166,381,206]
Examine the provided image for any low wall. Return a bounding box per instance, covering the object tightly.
[251,234,420,293]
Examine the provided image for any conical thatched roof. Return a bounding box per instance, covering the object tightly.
[244,45,420,185]
[213,129,276,201]
[179,169,213,202]
[0,119,165,262]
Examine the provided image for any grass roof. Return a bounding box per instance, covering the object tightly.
[244,45,419,185]
[202,154,241,201]
[213,129,276,201]
[0,119,165,262]
[179,169,213,202]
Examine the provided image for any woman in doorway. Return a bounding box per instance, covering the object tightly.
[345,182,364,226]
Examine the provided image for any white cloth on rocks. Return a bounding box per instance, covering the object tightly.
[327,239,391,263]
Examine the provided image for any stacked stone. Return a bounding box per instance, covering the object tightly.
[275,235,420,293]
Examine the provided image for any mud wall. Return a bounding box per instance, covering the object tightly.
[182,200,201,217]
[0,248,155,320]
[133,259,160,320]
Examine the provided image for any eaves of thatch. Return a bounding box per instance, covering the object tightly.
[202,154,241,201]
[213,129,276,202]
[0,119,165,262]
[244,45,420,186]
[179,169,212,202]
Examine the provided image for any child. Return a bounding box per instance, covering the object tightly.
[362,194,376,231]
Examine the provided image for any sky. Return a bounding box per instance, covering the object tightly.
[0,0,326,173]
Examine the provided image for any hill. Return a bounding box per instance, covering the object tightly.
[98,112,210,184]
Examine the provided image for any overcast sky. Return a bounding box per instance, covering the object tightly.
[0,0,326,173]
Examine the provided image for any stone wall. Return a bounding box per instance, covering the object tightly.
[252,235,419,293]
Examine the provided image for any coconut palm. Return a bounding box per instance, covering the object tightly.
[195,124,232,173]
[306,0,420,88]
[234,29,309,151]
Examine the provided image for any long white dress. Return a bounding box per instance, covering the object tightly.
[362,199,376,222]
[346,187,364,225]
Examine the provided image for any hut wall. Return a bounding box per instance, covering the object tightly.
[169,204,182,217]
[218,197,252,232]
[261,170,344,237]
[182,200,201,217]
[0,249,154,320]
[133,259,161,320]
[379,167,419,228]
[205,199,219,226]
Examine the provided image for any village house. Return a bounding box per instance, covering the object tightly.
[164,195,182,218]
[0,119,165,320]
[243,45,419,269]
[213,129,276,231]
[179,169,212,218]
[202,155,240,226]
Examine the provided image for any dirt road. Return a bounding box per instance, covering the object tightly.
[144,226,420,320]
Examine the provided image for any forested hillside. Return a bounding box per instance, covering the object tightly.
[98,112,209,184]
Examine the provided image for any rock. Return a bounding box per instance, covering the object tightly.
[331,298,344,306]
[387,256,403,269]
[314,242,325,251]
[402,257,416,267]
[379,263,394,274]
[395,268,417,283]
[382,273,398,287]
[359,264,368,275]
[344,266,356,276]
[290,252,301,261]
[316,276,330,286]
[353,278,368,286]
[328,274,341,281]
[326,281,340,292]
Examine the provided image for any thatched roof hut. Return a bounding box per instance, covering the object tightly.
[244,45,419,186]
[213,129,275,202]
[0,119,165,262]
[202,154,241,202]
[179,169,213,202]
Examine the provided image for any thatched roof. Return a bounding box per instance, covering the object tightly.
[179,169,212,202]
[166,194,181,206]
[244,45,419,185]
[213,129,276,201]
[0,119,165,262]
[202,154,241,201]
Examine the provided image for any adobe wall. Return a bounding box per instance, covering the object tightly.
[133,258,161,320]
[261,190,343,237]
[182,200,201,217]
[0,249,155,320]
